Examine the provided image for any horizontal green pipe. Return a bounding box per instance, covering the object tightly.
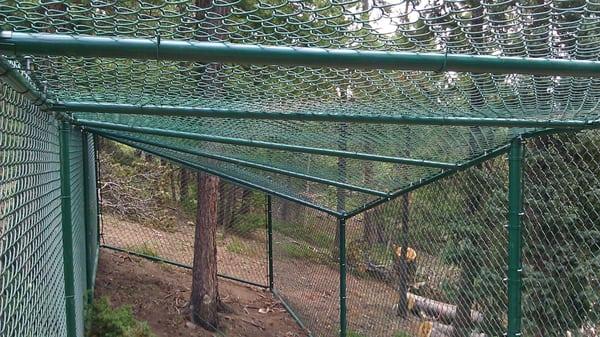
[90,128,388,197]
[4,32,600,77]
[0,56,49,108]
[97,132,342,217]
[74,119,455,169]
[100,245,268,288]
[344,142,512,218]
[58,101,598,129]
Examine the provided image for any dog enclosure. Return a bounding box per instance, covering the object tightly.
[1,1,599,337]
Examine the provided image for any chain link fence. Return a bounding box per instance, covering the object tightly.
[1,80,599,337]
[344,156,508,337]
[271,197,341,337]
[0,82,100,337]
[95,129,600,337]
[522,131,600,337]
[100,171,269,288]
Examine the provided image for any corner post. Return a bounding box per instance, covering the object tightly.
[339,216,347,337]
[267,195,274,291]
[81,132,93,299]
[93,133,101,245]
[507,136,524,337]
[60,121,77,337]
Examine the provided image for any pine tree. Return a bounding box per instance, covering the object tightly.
[521,133,600,337]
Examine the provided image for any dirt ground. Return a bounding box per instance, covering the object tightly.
[101,215,268,286]
[94,248,307,337]
[100,215,443,337]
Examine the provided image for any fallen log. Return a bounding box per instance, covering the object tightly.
[418,321,487,337]
[408,293,484,324]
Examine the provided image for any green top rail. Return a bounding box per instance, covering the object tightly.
[3,32,600,77]
[57,102,598,129]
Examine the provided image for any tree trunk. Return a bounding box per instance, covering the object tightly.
[281,199,290,222]
[396,193,411,317]
[453,265,477,337]
[217,180,226,227]
[332,121,348,260]
[407,293,484,324]
[228,186,241,229]
[239,188,252,215]
[180,168,189,201]
[220,183,235,231]
[170,168,178,202]
[418,321,486,337]
[190,172,220,330]
[362,143,385,246]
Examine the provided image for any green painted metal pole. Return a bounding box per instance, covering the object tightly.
[267,195,274,291]
[87,128,388,196]
[507,136,524,337]
[272,289,314,337]
[59,121,77,337]
[93,134,102,245]
[338,217,347,337]
[81,131,94,301]
[100,244,268,288]
[5,32,600,77]
[0,56,49,108]
[345,143,512,218]
[97,132,342,217]
[56,101,599,129]
[75,119,455,169]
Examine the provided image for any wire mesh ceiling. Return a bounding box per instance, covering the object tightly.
[1,0,599,212]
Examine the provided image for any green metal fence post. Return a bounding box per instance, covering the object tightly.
[81,132,92,299]
[93,134,101,245]
[60,121,77,337]
[267,195,274,291]
[507,136,524,337]
[339,216,347,337]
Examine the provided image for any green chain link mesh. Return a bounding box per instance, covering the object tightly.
[2,0,596,212]
[83,133,99,291]
[0,82,100,337]
[522,131,600,337]
[2,0,600,120]
[68,127,87,337]
[271,196,341,337]
[0,81,67,337]
[0,1,599,337]
[345,154,508,337]
[99,155,269,288]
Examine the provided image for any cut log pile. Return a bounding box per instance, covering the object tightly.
[384,247,488,337]
[407,293,484,324]
[418,321,487,337]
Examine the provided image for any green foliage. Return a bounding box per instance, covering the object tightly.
[86,297,155,337]
[225,237,249,255]
[281,243,327,263]
[126,243,158,258]
[393,331,412,337]
[231,212,264,237]
[347,330,368,337]
[519,133,600,337]
[273,220,332,250]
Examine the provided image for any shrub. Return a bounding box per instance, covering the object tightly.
[126,243,159,258]
[226,237,248,255]
[232,213,265,237]
[281,243,326,263]
[393,332,411,337]
[86,297,155,337]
